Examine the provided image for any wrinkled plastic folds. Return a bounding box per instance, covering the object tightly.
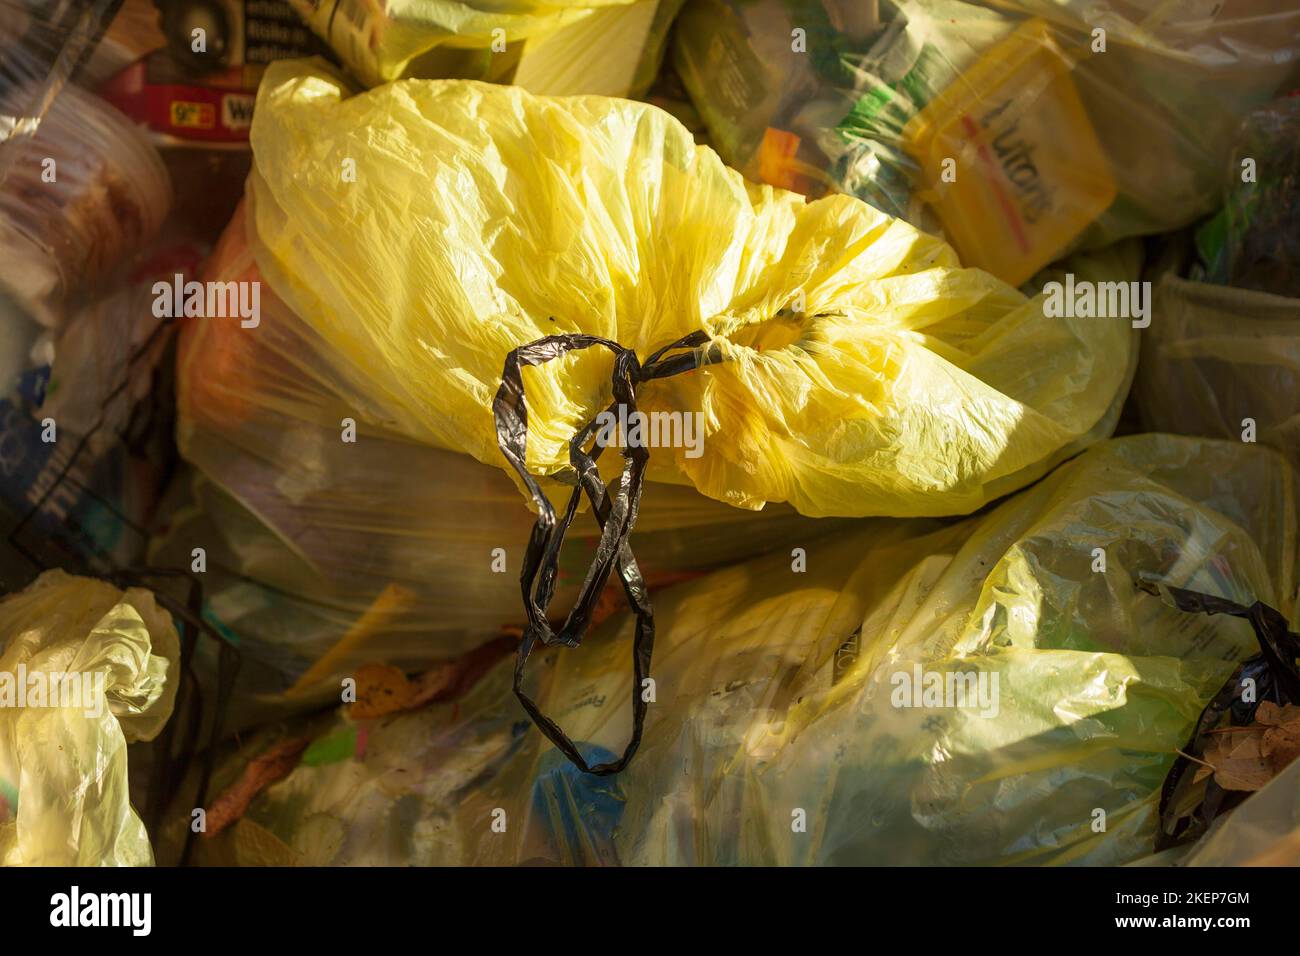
[0,570,179,866]
[1136,274,1300,473]
[286,0,669,90]
[200,435,1297,864]
[1195,95,1300,299]
[1181,757,1300,866]
[247,59,1134,521]
[1135,93,1300,483]
[0,81,170,326]
[0,2,169,325]
[0,0,121,155]
[672,0,1300,284]
[165,201,854,692]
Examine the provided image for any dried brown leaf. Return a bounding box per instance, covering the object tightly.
[204,737,311,837]
[348,663,414,719]
[1254,701,1300,725]
[1202,727,1274,791]
[1263,723,1300,771]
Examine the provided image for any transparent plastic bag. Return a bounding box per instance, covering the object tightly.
[672,0,1300,284]
[1136,274,1300,473]
[0,569,179,866]
[199,435,1297,865]
[0,81,171,325]
[0,2,172,325]
[0,0,123,149]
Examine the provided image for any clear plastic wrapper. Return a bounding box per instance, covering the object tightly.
[672,0,1300,284]
[0,0,123,148]
[0,81,171,325]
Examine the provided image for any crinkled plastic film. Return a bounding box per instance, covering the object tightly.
[1136,274,1300,474]
[287,0,662,88]
[0,570,179,866]
[202,435,1297,864]
[0,34,170,324]
[166,202,854,692]
[245,60,1134,522]
[0,0,122,159]
[672,0,1300,284]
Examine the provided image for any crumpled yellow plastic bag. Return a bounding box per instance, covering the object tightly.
[0,571,179,866]
[159,199,855,704]
[247,60,1135,519]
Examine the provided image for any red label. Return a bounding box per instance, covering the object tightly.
[99,54,257,144]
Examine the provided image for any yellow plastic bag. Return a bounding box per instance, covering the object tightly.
[0,571,179,866]
[162,201,854,703]
[514,435,1295,865]
[199,435,1298,865]
[247,60,1134,519]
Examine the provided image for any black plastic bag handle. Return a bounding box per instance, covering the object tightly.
[1140,580,1300,847]
[493,329,713,774]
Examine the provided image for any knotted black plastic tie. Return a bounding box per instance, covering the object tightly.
[493,329,714,774]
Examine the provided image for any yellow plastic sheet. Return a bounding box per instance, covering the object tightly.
[0,571,179,866]
[247,60,1134,519]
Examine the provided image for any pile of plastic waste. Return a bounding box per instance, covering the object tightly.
[3,0,1300,870]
